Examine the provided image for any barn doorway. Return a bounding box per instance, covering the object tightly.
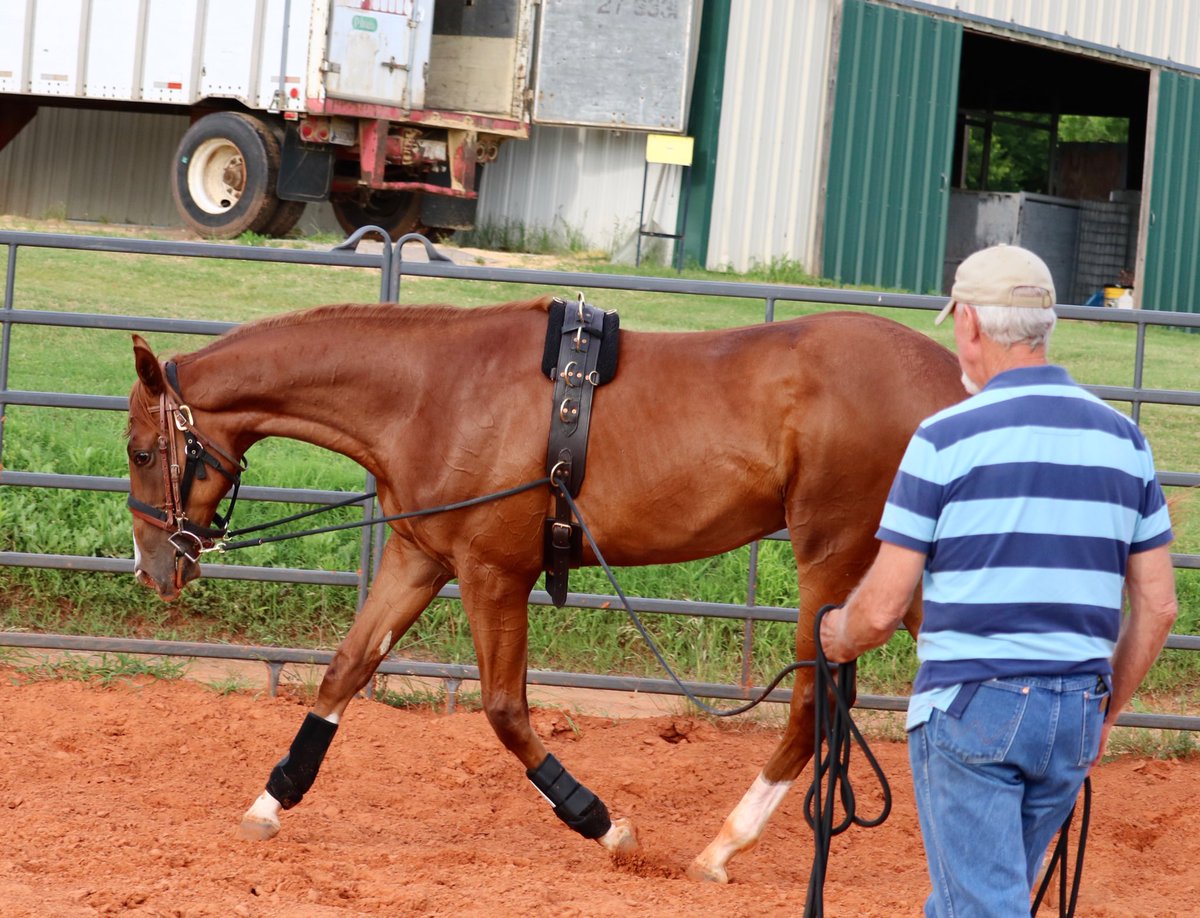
[948,31,1151,305]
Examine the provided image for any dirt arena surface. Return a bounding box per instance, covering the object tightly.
[2,670,1197,917]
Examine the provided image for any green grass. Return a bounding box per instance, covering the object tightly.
[7,652,186,685]
[456,217,596,256]
[1,226,1198,717]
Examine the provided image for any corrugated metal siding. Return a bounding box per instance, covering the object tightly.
[1,107,660,256]
[822,0,961,292]
[888,0,1200,70]
[705,0,835,274]
[477,124,682,261]
[0,106,381,236]
[0,107,188,225]
[1141,70,1200,314]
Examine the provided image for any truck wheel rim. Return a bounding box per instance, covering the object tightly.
[187,138,247,215]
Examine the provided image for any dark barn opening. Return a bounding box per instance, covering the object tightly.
[947,31,1151,304]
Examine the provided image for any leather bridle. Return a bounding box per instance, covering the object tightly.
[127,361,246,565]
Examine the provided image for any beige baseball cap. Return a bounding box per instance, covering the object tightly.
[935,244,1056,325]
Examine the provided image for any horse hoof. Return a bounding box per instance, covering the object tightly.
[599,816,640,855]
[686,859,729,884]
[239,790,282,840]
[238,815,280,841]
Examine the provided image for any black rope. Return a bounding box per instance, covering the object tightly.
[554,484,818,717]
[214,477,552,552]
[225,490,377,538]
[208,463,1085,917]
[803,603,892,918]
[1032,776,1092,917]
[558,487,892,915]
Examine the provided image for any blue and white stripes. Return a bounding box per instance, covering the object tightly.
[879,365,1173,726]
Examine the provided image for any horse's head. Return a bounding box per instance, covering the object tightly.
[127,335,245,601]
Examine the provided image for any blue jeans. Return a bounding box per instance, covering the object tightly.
[907,674,1109,917]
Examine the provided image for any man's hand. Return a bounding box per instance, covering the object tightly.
[819,606,858,663]
[817,542,926,663]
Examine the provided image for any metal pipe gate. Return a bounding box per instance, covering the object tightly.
[2,229,1198,731]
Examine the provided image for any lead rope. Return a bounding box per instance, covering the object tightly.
[204,469,892,909]
[553,484,819,717]
[803,603,892,918]
[1032,777,1092,917]
[195,465,1085,914]
[553,487,891,916]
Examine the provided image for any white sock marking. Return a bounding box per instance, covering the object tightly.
[723,772,793,843]
[245,790,282,824]
[692,771,793,880]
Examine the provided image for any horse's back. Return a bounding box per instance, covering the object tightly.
[579,311,964,563]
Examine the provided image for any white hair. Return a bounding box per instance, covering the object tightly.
[967,303,1057,349]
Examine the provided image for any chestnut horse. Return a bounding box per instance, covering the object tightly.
[126,296,965,883]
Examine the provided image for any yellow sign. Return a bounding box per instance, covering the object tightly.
[645,134,694,166]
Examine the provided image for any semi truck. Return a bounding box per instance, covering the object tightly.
[0,0,696,239]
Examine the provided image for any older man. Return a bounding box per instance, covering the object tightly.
[819,244,1178,916]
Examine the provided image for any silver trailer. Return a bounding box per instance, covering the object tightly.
[0,0,698,239]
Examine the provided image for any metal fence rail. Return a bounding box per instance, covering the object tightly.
[2,230,1198,731]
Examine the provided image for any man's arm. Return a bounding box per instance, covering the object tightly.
[1098,544,1178,759]
[818,542,927,663]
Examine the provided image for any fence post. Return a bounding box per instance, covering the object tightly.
[0,244,17,460]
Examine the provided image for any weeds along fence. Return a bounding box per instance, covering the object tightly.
[1,229,1198,731]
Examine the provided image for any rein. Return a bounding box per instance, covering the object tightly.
[213,478,553,552]
[128,361,551,560]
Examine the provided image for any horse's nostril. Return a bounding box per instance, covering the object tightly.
[135,568,154,589]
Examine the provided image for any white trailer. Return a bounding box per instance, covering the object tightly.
[0,0,698,239]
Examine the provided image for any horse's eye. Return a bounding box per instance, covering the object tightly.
[132,450,153,468]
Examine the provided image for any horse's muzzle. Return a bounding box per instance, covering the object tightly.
[134,552,199,602]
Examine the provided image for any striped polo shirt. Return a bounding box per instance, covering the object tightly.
[877,365,1174,729]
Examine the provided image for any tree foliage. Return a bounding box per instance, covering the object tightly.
[963,114,1129,193]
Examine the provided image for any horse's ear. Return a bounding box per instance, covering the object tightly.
[132,334,165,396]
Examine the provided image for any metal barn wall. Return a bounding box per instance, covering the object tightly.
[886,0,1200,67]
[0,106,674,260]
[0,107,187,226]
[704,0,836,274]
[822,0,961,292]
[1141,70,1200,315]
[476,123,684,263]
[0,107,346,236]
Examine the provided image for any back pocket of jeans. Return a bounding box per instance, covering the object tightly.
[930,682,1028,764]
[1077,685,1110,767]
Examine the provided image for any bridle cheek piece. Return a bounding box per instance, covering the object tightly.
[127,362,246,568]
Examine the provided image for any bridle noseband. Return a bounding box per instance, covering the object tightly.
[127,361,246,564]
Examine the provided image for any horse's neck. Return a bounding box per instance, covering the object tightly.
[186,321,407,468]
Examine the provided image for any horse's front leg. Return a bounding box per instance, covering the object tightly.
[457,566,639,857]
[240,536,450,840]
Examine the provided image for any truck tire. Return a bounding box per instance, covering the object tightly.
[260,199,307,239]
[172,112,281,238]
[330,191,423,243]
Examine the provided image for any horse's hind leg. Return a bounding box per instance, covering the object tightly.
[240,536,450,840]
[456,567,639,856]
[690,554,866,883]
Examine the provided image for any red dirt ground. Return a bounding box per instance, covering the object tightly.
[2,670,1198,917]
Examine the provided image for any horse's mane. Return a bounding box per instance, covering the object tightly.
[176,296,555,363]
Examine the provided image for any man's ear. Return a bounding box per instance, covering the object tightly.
[132,334,165,396]
[957,303,982,344]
